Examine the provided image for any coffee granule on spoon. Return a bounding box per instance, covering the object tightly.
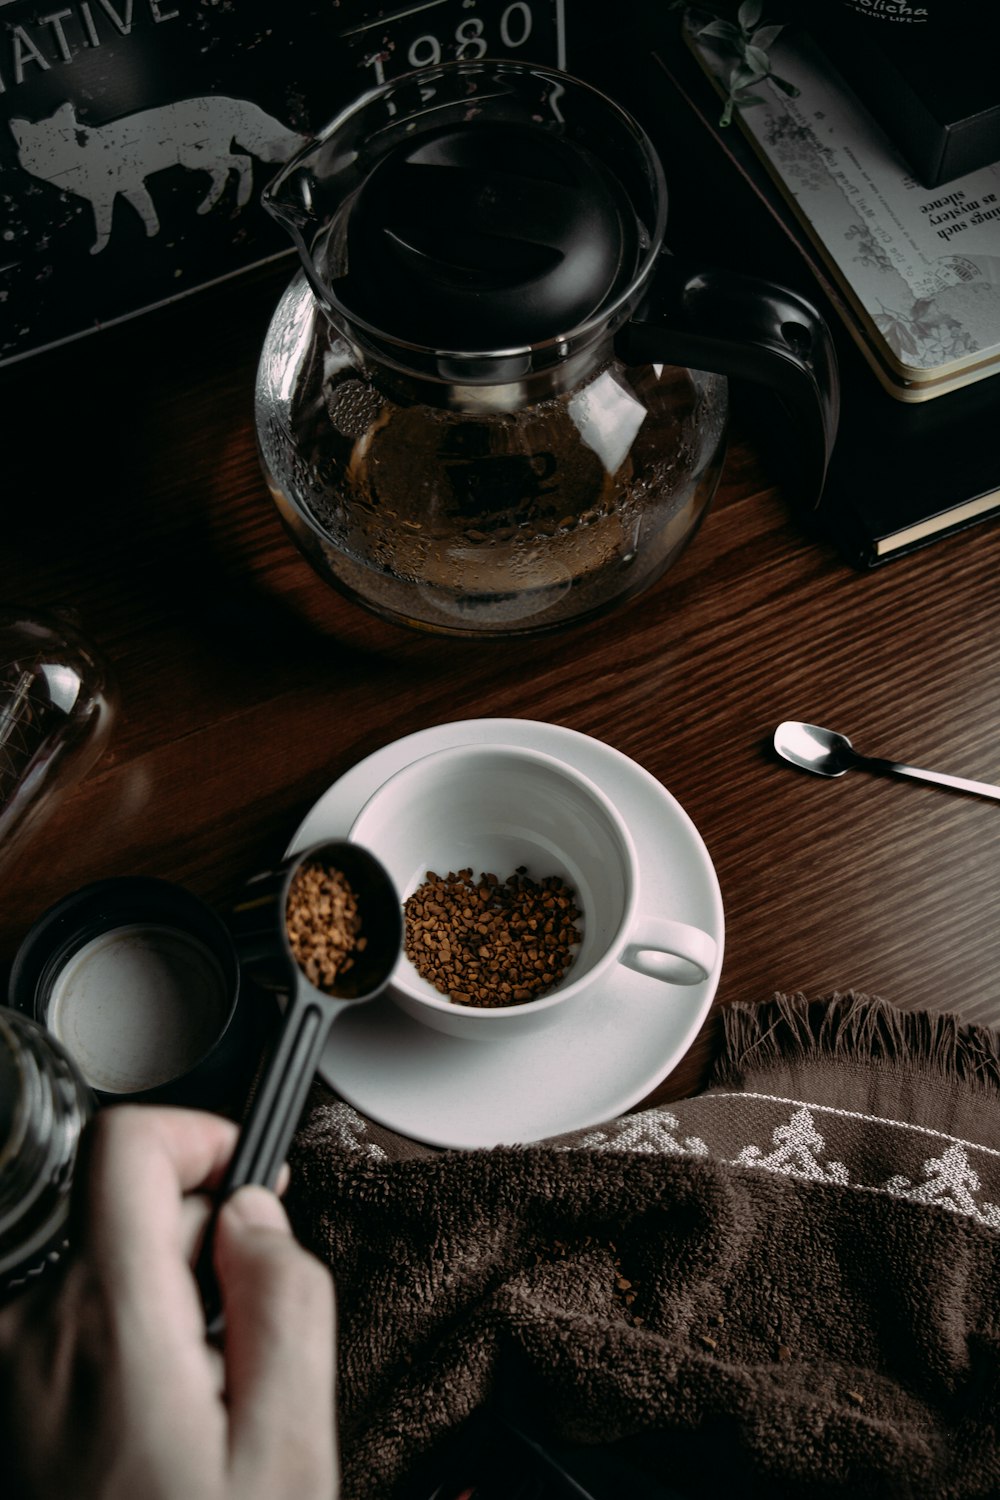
[286,861,366,993]
[404,867,581,1006]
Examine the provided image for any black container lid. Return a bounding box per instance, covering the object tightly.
[338,122,637,349]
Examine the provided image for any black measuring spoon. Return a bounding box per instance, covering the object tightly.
[195,838,402,1320]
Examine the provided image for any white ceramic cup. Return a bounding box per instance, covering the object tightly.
[348,743,718,1040]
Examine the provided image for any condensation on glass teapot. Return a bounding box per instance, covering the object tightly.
[259,280,728,635]
[255,62,837,638]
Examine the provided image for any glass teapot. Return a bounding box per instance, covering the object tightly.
[255,61,838,637]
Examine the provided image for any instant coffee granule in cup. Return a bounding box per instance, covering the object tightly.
[286,861,367,993]
[404,867,581,1006]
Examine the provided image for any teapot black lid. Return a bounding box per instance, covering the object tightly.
[337,122,637,350]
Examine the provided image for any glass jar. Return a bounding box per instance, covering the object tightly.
[0,1007,93,1297]
[0,609,116,873]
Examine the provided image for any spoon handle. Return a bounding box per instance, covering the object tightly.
[863,754,1000,802]
[194,986,334,1327]
[221,989,332,1193]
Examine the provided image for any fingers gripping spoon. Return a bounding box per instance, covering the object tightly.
[195,839,402,1324]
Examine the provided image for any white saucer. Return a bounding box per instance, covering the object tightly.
[289,719,724,1149]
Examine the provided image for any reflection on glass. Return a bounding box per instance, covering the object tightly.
[0,609,117,870]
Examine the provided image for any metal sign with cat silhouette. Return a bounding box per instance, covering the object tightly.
[0,0,567,366]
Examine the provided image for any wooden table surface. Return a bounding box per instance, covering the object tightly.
[3,256,999,1111]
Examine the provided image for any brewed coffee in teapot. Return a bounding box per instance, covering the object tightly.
[255,61,837,637]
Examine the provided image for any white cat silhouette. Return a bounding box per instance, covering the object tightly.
[9,97,307,254]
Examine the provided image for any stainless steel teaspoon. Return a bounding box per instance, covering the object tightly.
[773,721,1000,802]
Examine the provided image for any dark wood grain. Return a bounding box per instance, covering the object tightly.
[4,259,1000,1111]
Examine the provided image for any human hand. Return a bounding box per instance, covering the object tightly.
[0,1105,337,1500]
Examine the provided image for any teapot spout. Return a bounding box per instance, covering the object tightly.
[261,155,319,240]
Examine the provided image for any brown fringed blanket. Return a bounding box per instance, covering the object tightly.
[284,993,1000,1499]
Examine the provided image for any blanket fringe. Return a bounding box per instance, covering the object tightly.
[710,991,1000,1092]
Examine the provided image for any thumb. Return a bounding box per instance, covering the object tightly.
[216,1186,337,1498]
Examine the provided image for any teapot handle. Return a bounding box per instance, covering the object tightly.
[617,255,840,506]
